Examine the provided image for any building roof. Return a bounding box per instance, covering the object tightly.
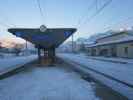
[85,30,133,48]
[96,30,133,42]
[8,28,77,49]
[86,36,133,48]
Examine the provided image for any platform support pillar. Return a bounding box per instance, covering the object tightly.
[38,48,41,61]
[48,48,55,64]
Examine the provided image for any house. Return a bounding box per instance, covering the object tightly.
[86,30,133,58]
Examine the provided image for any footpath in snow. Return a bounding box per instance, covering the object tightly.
[0,64,99,100]
[0,55,37,76]
[58,53,133,99]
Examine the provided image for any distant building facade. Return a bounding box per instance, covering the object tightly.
[86,30,133,58]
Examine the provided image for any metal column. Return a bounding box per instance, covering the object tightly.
[38,48,41,61]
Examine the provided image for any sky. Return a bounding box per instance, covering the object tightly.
[0,0,133,43]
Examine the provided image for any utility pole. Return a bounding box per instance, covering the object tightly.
[25,40,28,55]
[96,0,98,11]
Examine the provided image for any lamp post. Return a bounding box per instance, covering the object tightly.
[72,34,74,53]
[25,40,28,55]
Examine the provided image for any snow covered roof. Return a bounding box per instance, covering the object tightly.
[96,30,133,42]
[88,30,114,42]
[86,36,133,48]
[85,30,133,48]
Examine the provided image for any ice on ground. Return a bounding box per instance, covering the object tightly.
[0,66,99,100]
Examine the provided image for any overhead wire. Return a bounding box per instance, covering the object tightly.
[75,0,112,39]
[103,16,133,31]
[77,0,97,28]
[74,0,98,42]
[0,6,16,27]
[0,20,11,27]
[82,0,112,27]
[96,0,98,11]
[1,14,16,27]
[36,0,46,25]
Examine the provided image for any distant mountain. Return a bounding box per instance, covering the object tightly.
[0,38,24,49]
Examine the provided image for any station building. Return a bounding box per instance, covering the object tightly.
[86,30,133,58]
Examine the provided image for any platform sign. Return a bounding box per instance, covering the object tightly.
[32,35,53,42]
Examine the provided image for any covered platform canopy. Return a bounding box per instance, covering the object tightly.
[8,27,77,64]
[8,28,77,49]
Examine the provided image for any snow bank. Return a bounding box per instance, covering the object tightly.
[58,53,133,99]
[89,56,133,64]
[0,55,37,75]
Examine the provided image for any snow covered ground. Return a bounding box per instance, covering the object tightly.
[0,55,37,75]
[58,53,133,99]
[89,56,133,64]
[0,65,99,100]
[0,53,15,58]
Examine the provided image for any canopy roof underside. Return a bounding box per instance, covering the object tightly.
[8,28,77,49]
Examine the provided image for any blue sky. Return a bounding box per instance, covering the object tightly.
[0,0,133,43]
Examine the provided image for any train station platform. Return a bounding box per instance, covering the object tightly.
[0,55,37,77]
[0,57,99,100]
